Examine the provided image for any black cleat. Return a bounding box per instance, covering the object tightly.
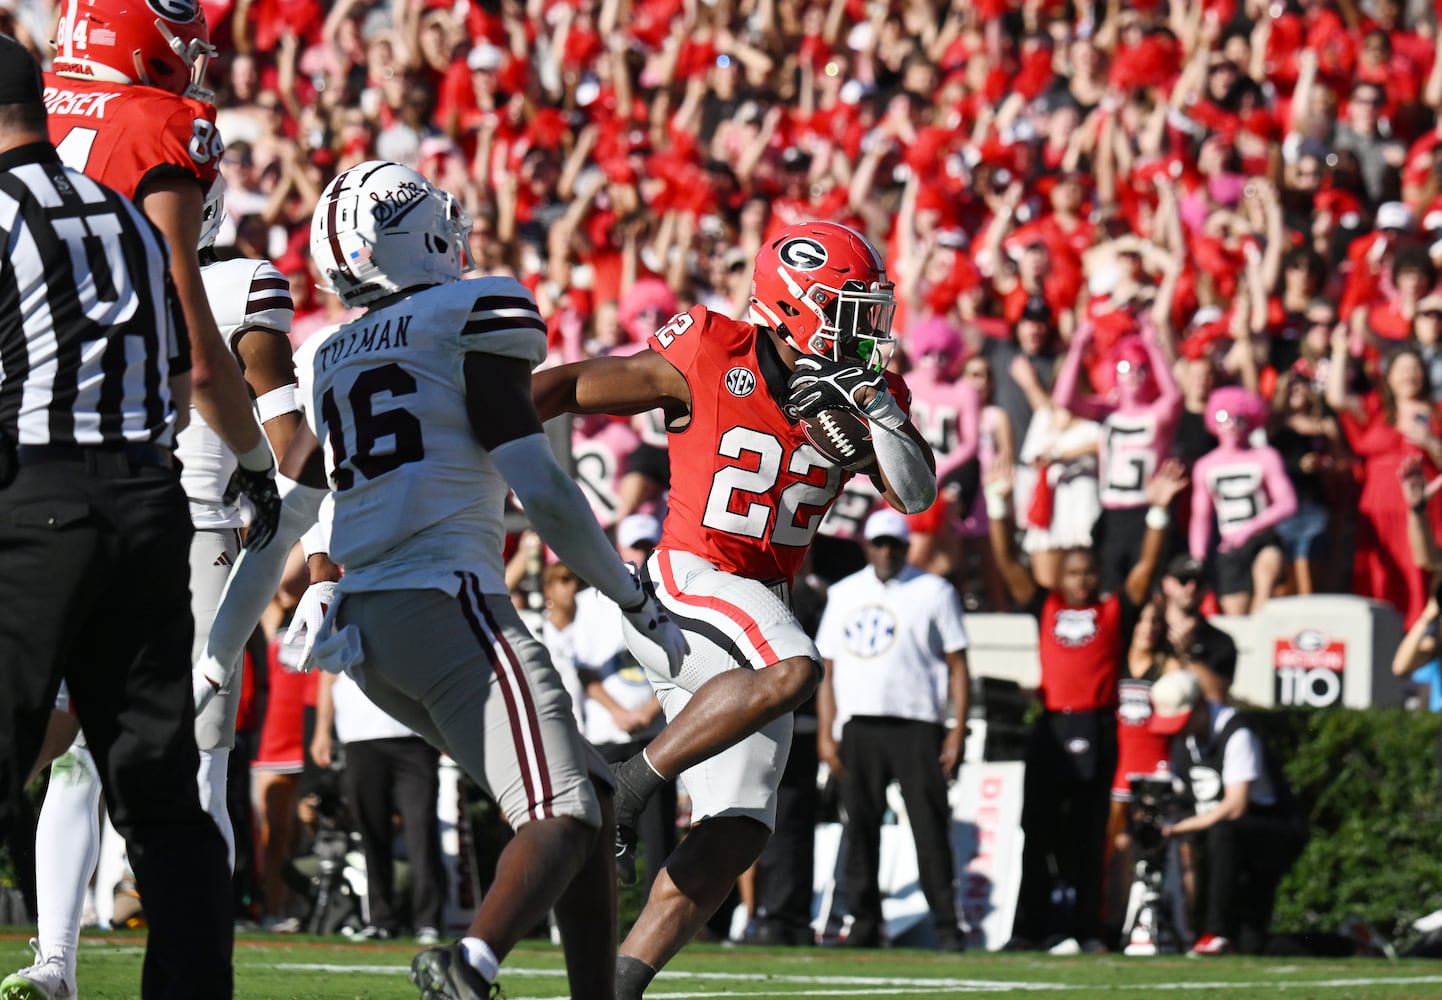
[410,944,500,999]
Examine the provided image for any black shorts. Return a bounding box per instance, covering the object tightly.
[623,442,670,484]
[1095,506,1149,596]
[1214,530,1282,597]
[942,457,981,516]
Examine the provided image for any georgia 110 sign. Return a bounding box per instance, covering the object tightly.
[1273,628,1345,708]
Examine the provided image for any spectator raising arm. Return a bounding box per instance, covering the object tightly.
[1392,590,1441,678]
[1401,454,1442,573]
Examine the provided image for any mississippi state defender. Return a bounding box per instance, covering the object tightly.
[533,221,937,999]
[984,458,1186,953]
[45,0,280,528]
[3,183,297,1000]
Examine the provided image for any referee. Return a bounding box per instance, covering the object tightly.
[0,37,232,999]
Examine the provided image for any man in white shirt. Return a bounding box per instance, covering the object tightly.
[815,509,971,951]
[1150,669,1308,957]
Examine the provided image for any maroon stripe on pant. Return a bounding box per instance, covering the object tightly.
[467,572,555,818]
[454,571,545,821]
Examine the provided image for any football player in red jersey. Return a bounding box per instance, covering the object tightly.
[983,457,1186,952]
[533,221,937,997]
[44,0,282,535]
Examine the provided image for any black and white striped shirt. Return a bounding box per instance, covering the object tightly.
[0,144,188,448]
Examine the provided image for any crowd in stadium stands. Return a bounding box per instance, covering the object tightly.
[9,0,1442,957]
[12,0,1442,617]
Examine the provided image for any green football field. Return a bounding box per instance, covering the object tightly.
[7,930,1442,1000]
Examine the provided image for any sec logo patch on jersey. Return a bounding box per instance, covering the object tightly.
[777,237,828,270]
[725,367,756,397]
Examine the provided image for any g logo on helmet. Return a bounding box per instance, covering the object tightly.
[777,237,828,271]
[146,0,202,22]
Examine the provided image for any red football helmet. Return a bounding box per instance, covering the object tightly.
[53,0,215,101]
[750,221,897,370]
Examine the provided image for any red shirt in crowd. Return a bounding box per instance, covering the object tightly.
[1029,590,1130,713]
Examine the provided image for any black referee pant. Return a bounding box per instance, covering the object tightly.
[1013,709,1117,946]
[0,450,232,1000]
[343,736,446,933]
[839,716,960,946]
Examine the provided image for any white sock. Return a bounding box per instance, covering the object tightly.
[36,744,101,969]
[94,808,126,930]
[197,748,234,871]
[459,937,499,982]
[640,748,664,779]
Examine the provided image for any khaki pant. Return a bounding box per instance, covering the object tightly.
[337,576,604,829]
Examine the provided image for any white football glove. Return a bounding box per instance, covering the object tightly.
[618,566,688,677]
[193,665,222,715]
[282,580,338,674]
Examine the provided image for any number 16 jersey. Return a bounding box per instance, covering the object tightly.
[651,306,910,583]
[301,278,548,597]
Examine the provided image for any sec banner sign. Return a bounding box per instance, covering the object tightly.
[1274,628,1345,707]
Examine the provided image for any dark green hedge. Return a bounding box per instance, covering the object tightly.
[1263,708,1442,943]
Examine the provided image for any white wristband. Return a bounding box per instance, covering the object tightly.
[1145,505,1170,530]
[983,482,1010,521]
[255,384,299,423]
[237,438,275,473]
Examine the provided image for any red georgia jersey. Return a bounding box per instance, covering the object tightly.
[651,305,910,582]
[43,74,222,201]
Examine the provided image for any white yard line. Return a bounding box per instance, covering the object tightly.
[262,962,1442,996]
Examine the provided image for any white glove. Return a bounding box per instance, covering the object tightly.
[618,567,688,677]
[282,580,338,674]
[193,665,221,715]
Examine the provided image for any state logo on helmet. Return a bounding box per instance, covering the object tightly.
[749,221,897,371]
[53,0,216,101]
[310,160,471,310]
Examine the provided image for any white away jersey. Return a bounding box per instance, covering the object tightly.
[303,277,547,596]
[177,257,294,527]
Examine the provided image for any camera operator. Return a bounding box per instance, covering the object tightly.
[1149,670,1308,957]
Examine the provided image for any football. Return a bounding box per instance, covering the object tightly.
[801,408,876,471]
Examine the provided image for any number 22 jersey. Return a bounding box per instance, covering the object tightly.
[650,306,911,583]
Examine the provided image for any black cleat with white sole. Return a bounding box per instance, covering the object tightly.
[410,943,500,999]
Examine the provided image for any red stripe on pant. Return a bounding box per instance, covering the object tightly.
[655,550,780,664]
